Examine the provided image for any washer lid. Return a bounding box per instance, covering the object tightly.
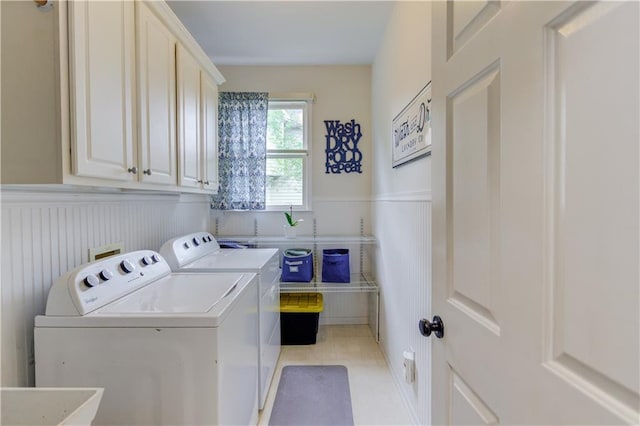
[93,273,246,314]
[35,271,257,328]
[182,248,278,271]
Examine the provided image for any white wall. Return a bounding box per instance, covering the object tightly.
[371,2,432,424]
[212,65,372,238]
[0,189,211,387]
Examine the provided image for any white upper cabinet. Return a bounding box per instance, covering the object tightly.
[68,0,136,181]
[177,44,202,189]
[1,0,224,193]
[177,45,220,193]
[136,2,177,186]
[201,72,219,194]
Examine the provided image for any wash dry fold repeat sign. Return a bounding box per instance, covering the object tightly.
[324,119,363,174]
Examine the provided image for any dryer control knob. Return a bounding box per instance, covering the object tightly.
[183,242,191,249]
[99,269,113,281]
[141,256,152,266]
[192,237,201,246]
[83,275,99,288]
[120,259,135,274]
[151,254,160,263]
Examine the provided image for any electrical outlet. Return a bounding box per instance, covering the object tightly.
[403,350,415,383]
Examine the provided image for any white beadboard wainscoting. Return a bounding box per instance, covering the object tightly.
[320,293,368,325]
[373,194,431,425]
[0,187,211,387]
[211,198,372,238]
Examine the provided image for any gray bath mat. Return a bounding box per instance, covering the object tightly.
[268,365,354,426]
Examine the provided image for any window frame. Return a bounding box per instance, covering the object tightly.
[265,99,312,211]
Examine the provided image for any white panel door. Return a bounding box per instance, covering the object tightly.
[177,44,201,189]
[201,72,219,194]
[431,1,638,424]
[69,0,136,181]
[136,2,177,186]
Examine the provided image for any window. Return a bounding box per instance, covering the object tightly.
[266,100,311,210]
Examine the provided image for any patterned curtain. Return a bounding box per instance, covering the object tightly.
[211,92,268,210]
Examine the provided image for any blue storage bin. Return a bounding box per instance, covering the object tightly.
[281,248,314,282]
[321,249,350,283]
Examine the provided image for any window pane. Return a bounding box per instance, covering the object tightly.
[266,157,303,206]
[267,107,303,150]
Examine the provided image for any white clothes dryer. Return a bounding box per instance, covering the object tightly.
[159,232,280,409]
[35,250,259,426]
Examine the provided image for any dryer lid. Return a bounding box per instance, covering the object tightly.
[183,248,278,271]
[93,273,248,314]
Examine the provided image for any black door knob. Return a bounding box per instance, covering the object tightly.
[419,316,444,338]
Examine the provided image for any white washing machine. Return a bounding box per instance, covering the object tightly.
[35,250,259,426]
[160,232,280,409]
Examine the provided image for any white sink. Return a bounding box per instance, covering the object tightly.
[1,387,103,426]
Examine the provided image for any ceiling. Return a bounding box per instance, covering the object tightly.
[166,1,396,66]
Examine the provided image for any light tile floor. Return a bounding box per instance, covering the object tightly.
[259,325,414,426]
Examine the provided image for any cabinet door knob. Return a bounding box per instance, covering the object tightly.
[143,169,152,175]
[128,166,138,174]
[197,179,204,184]
[204,181,210,185]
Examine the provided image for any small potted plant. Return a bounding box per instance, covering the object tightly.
[284,205,303,238]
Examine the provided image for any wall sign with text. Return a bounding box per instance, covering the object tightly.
[324,119,363,174]
[392,83,431,168]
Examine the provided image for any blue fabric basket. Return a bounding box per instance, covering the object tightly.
[281,248,314,282]
[321,249,350,283]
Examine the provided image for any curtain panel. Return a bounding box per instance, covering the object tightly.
[211,92,269,210]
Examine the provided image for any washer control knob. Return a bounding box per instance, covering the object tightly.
[192,237,200,246]
[202,236,207,243]
[83,275,99,288]
[141,256,152,266]
[151,254,160,263]
[120,259,135,274]
[99,269,113,281]
[183,242,191,249]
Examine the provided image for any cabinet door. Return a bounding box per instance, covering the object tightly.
[68,0,136,181]
[136,2,177,185]
[200,72,219,193]
[176,44,201,188]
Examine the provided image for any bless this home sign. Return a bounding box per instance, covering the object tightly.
[392,82,432,168]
